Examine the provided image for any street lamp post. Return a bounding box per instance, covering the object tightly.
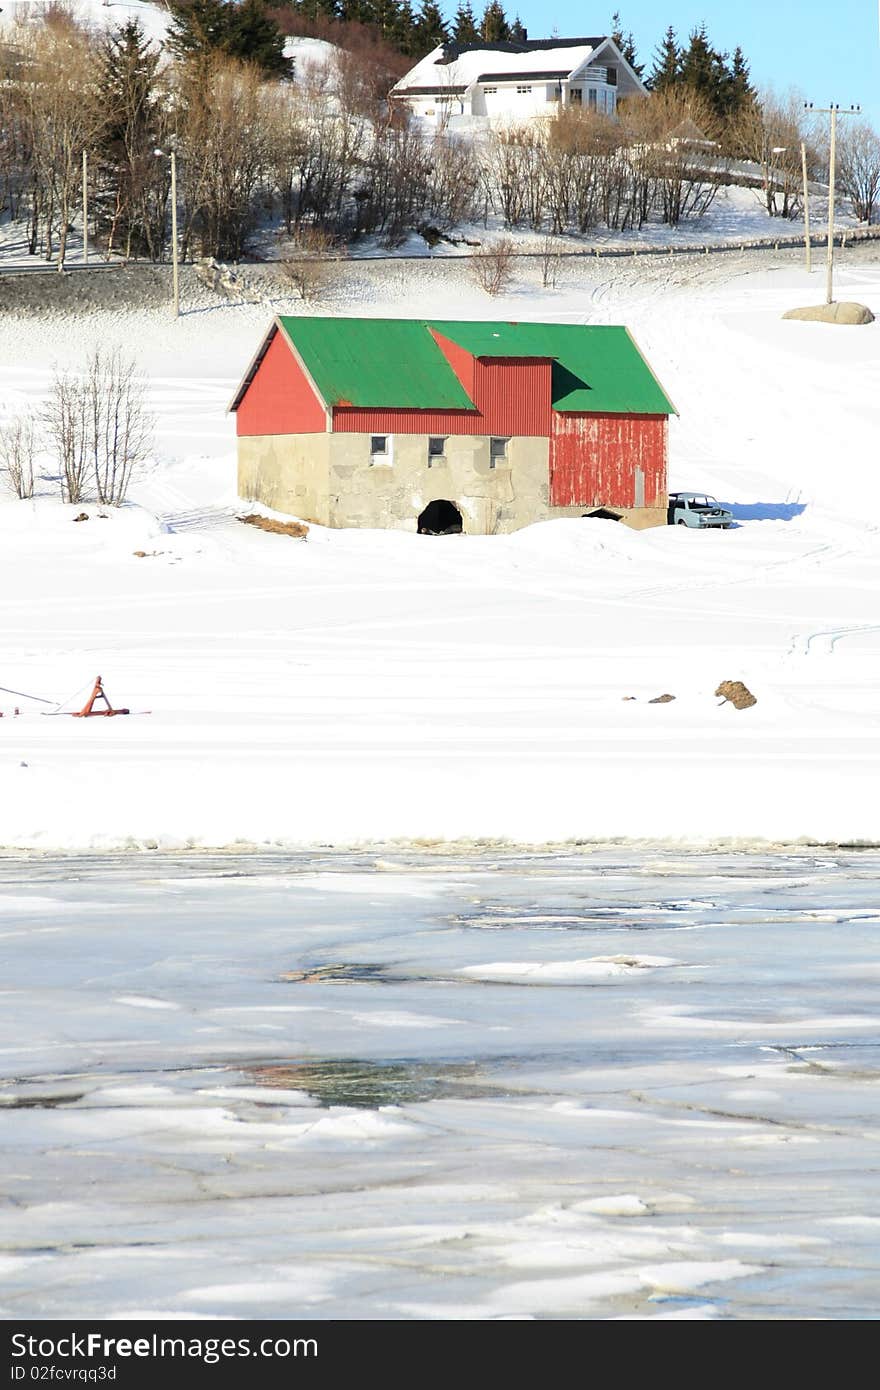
[804,103,860,305]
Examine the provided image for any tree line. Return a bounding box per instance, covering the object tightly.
[1,5,879,275]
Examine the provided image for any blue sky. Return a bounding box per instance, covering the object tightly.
[474,2,880,129]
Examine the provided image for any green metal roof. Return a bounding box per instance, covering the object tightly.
[276,316,675,416]
[431,320,675,414]
[277,316,476,410]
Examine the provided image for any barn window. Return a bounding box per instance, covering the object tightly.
[428,436,446,465]
[489,437,509,467]
[370,435,391,465]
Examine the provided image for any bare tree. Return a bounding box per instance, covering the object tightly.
[837,119,880,224]
[175,55,273,261]
[44,348,152,506]
[732,90,809,219]
[43,369,90,503]
[470,236,516,295]
[15,17,106,267]
[277,226,344,300]
[0,416,39,499]
[88,348,153,505]
[538,234,560,287]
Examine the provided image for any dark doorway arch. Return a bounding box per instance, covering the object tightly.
[418,500,463,535]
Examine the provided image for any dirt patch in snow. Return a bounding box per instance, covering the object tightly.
[240,514,309,539]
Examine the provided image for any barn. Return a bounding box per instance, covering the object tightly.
[229,317,677,534]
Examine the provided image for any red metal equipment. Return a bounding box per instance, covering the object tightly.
[71,676,130,718]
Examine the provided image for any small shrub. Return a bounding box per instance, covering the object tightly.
[278,227,344,301]
[0,416,39,498]
[470,236,516,296]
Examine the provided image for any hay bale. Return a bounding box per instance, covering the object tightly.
[715,680,757,709]
[782,301,874,325]
[648,693,676,703]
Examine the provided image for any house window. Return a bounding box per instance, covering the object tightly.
[588,88,597,109]
[428,436,446,465]
[370,435,391,465]
[484,86,497,95]
[489,437,509,468]
[569,87,582,104]
[516,85,531,95]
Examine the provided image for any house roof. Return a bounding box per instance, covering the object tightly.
[477,70,569,83]
[231,318,676,418]
[391,84,468,96]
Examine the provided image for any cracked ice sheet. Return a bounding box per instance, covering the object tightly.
[0,849,879,1319]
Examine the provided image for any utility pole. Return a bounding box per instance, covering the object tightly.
[800,141,811,273]
[82,149,88,266]
[170,146,179,319]
[155,142,180,318]
[804,103,860,304]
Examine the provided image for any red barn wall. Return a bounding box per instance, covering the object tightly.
[549,413,667,508]
[236,329,326,437]
[332,406,479,435]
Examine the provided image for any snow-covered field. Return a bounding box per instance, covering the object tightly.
[1,848,878,1320]
[1,245,878,849]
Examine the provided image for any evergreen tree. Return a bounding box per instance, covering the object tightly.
[414,0,448,52]
[726,46,755,118]
[390,0,420,54]
[510,14,527,43]
[97,19,165,257]
[226,0,292,75]
[648,25,679,92]
[480,1,510,43]
[168,0,292,77]
[679,24,720,107]
[452,0,479,44]
[295,0,341,19]
[610,10,642,77]
[167,0,229,59]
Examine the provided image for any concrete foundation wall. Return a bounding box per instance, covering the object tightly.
[238,431,666,533]
[238,433,331,526]
[327,432,550,534]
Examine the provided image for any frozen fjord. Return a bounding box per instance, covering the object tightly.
[0,848,879,1320]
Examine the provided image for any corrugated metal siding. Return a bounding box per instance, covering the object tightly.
[332,406,479,434]
[471,357,553,435]
[334,349,552,437]
[236,330,326,437]
[549,413,667,508]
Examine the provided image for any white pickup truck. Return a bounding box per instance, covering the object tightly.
[667,492,734,529]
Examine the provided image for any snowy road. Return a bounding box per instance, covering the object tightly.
[1,849,878,1320]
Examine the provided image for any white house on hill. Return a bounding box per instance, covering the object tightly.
[390,34,647,127]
